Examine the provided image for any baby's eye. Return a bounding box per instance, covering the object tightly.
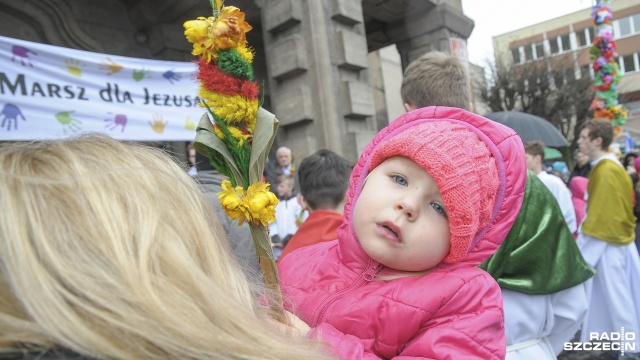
[392,175,407,186]
[431,203,448,218]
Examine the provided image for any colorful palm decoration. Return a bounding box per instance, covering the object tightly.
[184,0,284,320]
[589,0,628,133]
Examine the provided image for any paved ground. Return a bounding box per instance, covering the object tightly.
[558,348,616,360]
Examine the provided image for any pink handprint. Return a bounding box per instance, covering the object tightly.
[105,113,127,132]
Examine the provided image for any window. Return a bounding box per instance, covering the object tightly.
[550,37,560,54]
[553,71,566,87]
[622,53,637,74]
[633,14,640,33]
[579,64,591,79]
[534,42,545,58]
[511,48,521,64]
[524,45,533,61]
[576,30,588,47]
[617,17,632,37]
[588,27,595,43]
[559,34,571,51]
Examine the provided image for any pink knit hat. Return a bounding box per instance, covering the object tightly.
[369,121,499,263]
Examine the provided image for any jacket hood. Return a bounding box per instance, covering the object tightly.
[337,107,527,272]
[570,176,588,200]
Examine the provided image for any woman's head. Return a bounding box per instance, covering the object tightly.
[353,121,499,269]
[0,134,331,359]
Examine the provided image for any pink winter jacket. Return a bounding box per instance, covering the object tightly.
[278,107,526,359]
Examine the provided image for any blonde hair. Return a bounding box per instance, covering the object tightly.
[0,134,332,359]
[401,51,470,110]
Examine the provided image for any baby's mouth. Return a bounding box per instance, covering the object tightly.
[378,222,402,244]
[383,225,398,238]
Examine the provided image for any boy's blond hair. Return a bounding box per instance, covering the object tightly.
[277,173,296,186]
[0,134,331,360]
[401,51,471,110]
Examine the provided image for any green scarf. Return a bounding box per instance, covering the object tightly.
[479,171,595,294]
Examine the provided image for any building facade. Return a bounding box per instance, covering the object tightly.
[0,0,474,164]
[492,0,640,133]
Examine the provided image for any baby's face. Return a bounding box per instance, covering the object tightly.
[353,156,450,272]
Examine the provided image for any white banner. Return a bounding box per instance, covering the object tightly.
[0,35,206,141]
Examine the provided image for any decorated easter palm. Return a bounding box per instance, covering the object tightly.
[184,0,284,320]
[589,0,628,132]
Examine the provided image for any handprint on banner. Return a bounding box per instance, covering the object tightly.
[133,68,151,82]
[99,57,124,75]
[162,69,181,84]
[55,111,82,134]
[65,59,86,77]
[149,113,167,134]
[0,103,26,131]
[185,116,195,131]
[105,113,128,132]
[188,71,198,83]
[11,45,37,67]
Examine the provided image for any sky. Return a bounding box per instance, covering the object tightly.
[461,0,595,66]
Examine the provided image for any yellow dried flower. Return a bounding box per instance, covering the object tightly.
[218,180,278,226]
[184,17,217,61]
[213,6,252,50]
[183,7,252,63]
[244,182,278,226]
[218,180,250,224]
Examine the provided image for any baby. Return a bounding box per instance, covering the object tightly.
[278,106,527,359]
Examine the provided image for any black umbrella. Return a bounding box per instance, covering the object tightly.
[485,111,570,147]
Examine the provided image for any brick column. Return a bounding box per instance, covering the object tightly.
[393,2,474,71]
[258,0,376,164]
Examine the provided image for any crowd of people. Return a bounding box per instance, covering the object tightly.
[2,50,639,360]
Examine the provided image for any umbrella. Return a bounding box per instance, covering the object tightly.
[544,147,563,160]
[485,111,570,147]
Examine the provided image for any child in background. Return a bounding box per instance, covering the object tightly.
[279,149,352,261]
[570,176,589,238]
[269,174,305,260]
[278,107,527,359]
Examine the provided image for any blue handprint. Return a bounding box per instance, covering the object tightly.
[0,103,26,131]
[162,69,181,84]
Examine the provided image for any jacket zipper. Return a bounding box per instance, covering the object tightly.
[310,260,380,327]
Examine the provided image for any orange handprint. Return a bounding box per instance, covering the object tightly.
[149,113,167,134]
[99,57,124,75]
